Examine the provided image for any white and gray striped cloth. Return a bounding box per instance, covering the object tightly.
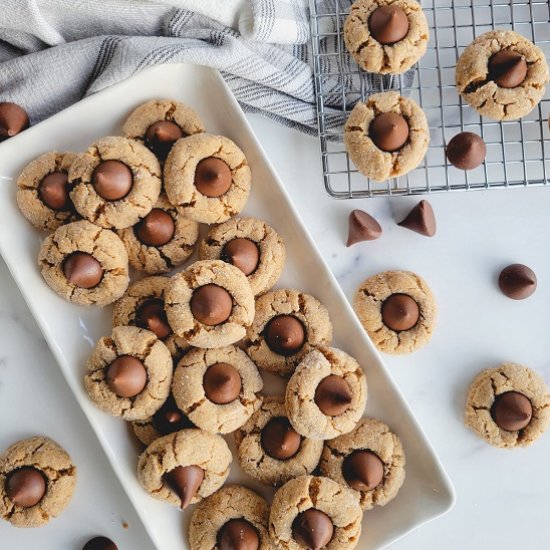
[0,0,405,134]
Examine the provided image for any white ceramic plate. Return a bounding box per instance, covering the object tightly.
[0,64,455,549]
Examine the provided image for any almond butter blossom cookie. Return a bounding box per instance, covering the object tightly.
[164,133,251,224]
[16,151,78,231]
[69,136,161,229]
[165,260,255,349]
[84,326,173,421]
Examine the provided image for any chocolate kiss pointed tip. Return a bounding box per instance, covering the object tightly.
[346,209,382,246]
[398,200,436,237]
[163,465,204,509]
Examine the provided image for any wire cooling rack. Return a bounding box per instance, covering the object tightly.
[309,0,550,198]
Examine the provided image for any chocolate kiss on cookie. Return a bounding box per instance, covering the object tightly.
[264,315,305,356]
[39,171,70,210]
[145,120,183,160]
[222,238,260,276]
[218,519,260,550]
[106,355,147,398]
[136,299,172,340]
[292,509,334,550]
[63,252,104,289]
[381,294,419,331]
[491,391,533,431]
[498,264,537,300]
[191,284,233,326]
[369,112,409,152]
[135,209,175,247]
[261,417,302,460]
[488,50,527,88]
[92,160,133,201]
[314,375,353,416]
[163,465,205,509]
[195,157,232,197]
[6,467,47,508]
[0,102,29,141]
[82,536,118,550]
[347,209,382,247]
[398,199,436,237]
[203,362,242,404]
[368,5,409,45]
[343,450,384,491]
[152,395,191,435]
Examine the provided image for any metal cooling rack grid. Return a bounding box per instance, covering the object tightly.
[310,0,550,198]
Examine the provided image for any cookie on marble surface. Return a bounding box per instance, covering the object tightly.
[172,345,263,434]
[118,194,199,274]
[165,260,255,349]
[285,347,367,440]
[354,270,436,354]
[465,362,550,448]
[122,99,204,161]
[16,151,78,231]
[188,485,271,550]
[38,220,129,307]
[344,0,429,75]
[0,436,76,528]
[84,326,172,421]
[112,276,189,360]
[234,396,323,487]
[164,133,251,224]
[69,136,161,229]
[199,217,285,296]
[269,475,362,550]
[137,429,232,509]
[456,30,548,121]
[246,289,332,377]
[344,91,429,182]
[319,417,405,510]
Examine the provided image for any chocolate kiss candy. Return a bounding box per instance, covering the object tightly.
[92,160,133,201]
[0,102,29,141]
[145,120,183,160]
[488,50,528,88]
[398,199,436,237]
[194,157,232,197]
[82,536,118,550]
[163,465,205,509]
[261,417,302,460]
[491,391,533,431]
[63,252,104,289]
[369,112,409,152]
[38,171,70,210]
[152,395,190,435]
[368,5,410,45]
[222,238,260,276]
[314,375,353,416]
[264,315,305,356]
[190,284,233,326]
[292,509,334,550]
[498,264,537,300]
[106,355,147,398]
[346,209,382,246]
[446,132,487,170]
[134,208,175,247]
[6,467,47,508]
[343,450,384,491]
[136,299,172,340]
[381,294,419,332]
[203,362,242,404]
[218,518,260,550]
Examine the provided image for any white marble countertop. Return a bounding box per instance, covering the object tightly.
[2,112,550,549]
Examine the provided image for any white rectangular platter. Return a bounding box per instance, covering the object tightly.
[0,64,454,549]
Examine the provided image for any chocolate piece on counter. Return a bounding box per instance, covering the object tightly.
[134,208,175,247]
[261,417,302,460]
[346,209,382,247]
[292,509,334,550]
[0,102,29,141]
[491,391,533,431]
[488,50,528,88]
[398,199,436,237]
[381,293,419,331]
[343,450,384,491]
[218,518,260,550]
[92,160,133,201]
[498,264,537,300]
[314,375,353,416]
[106,355,147,398]
[152,395,191,435]
[221,238,260,276]
[369,112,409,152]
[145,120,184,161]
[136,299,172,340]
[263,315,305,356]
[5,467,47,508]
[38,171,70,211]
[82,536,118,550]
[194,157,232,197]
[190,284,233,326]
[63,252,104,289]
[203,362,242,404]
[368,5,410,45]
[163,464,204,509]
[446,132,487,170]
